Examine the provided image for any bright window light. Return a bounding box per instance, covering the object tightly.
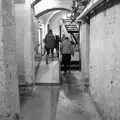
[62,14,67,19]
[30,0,36,4]
[62,13,71,19]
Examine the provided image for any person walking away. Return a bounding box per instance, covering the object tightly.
[44,29,55,64]
[60,37,74,74]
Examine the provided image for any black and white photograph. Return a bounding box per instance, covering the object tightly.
[0,0,119,120]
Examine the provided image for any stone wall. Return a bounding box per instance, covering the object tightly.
[89,3,120,120]
[0,0,20,119]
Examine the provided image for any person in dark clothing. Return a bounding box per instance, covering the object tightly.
[55,35,60,58]
[44,29,55,64]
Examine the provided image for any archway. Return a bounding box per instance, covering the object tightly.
[35,7,71,18]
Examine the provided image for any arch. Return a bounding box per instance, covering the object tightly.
[47,11,62,25]
[47,11,70,24]
[45,11,61,34]
[44,11,69,35]
[35,7,71,18]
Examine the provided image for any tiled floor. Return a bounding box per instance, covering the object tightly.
[20,60,102,120]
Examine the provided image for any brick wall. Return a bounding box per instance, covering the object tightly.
[89,3,120,119]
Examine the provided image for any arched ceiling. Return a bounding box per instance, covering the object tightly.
[34,0,73,16]
[48,11,69,35]
[38,11,61,24]
[38,10,70,26]
[35,7,71,18]
[32,0,73,36]
[35,0,73,25]
[47,11,69,25]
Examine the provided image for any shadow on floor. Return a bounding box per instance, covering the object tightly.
[20,90,34,108]
[62,72,80,84]
[61,73,84,100]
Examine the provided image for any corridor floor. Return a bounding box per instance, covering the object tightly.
[20,60,102,120]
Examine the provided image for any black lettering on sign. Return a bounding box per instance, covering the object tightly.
[14,0,25,4]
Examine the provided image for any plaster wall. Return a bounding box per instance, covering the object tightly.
[89,3,120,119]
[31,10,39,71]
[80,22,90,79]
[15,0,38,84]
[15,4,25,83]
[0,0,20,119]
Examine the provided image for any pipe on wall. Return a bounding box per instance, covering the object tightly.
[31,0,42,7]
[76,0,104,21]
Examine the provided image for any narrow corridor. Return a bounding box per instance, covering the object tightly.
[20,60,101,120]
[1,0,120,120]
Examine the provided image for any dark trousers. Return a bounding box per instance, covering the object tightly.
[45,48,54,56]
[55,47,59,58]
[45,47,54,64]
[62,54,71,72]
